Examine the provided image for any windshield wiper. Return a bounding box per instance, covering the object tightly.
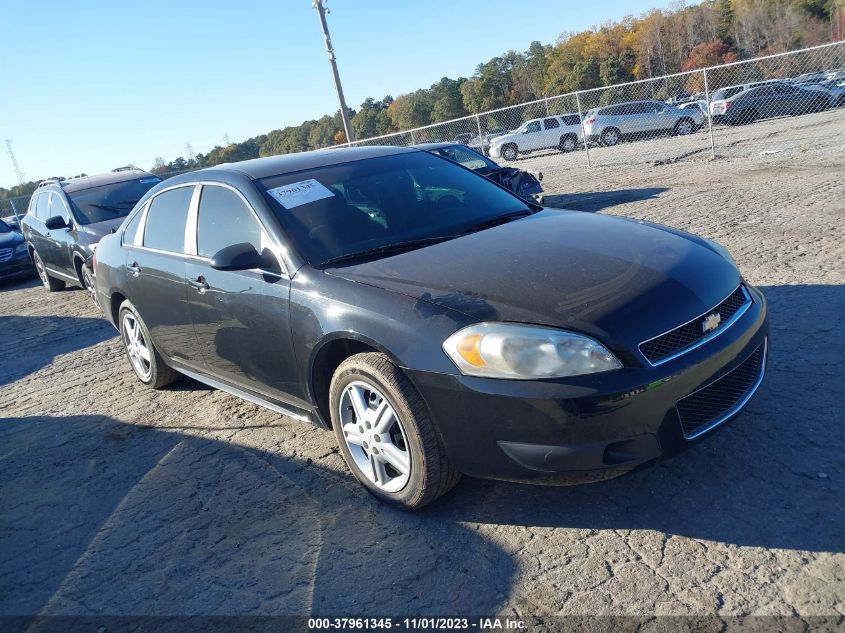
[456,209,536,235]
[320,235,456,267]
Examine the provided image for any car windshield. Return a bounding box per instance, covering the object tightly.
[67,177,161,224]
[433,145,497,172]
[258,151,533,267]
[0,219,10,233]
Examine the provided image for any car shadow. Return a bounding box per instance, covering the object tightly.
[431,283,844,554]
[544,187,669,213]
[0,414,517,618]
[0,315,115,387]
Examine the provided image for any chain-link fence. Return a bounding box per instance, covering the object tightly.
[345,40,845,177]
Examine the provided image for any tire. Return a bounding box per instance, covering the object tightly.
[81,264,99,310]
[501,144,518,161]
[118,300,179,389]
[558,135,578,152]
[329,352,461,509]
[32,250,65,292]
[600,127,621,146]
[674,117,695,136]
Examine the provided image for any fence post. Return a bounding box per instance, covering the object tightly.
[410,129,416,145]
[8,198,21,224]
[475,114,484,154]
[544,97,550,116]
[703,68,716,160]
[575,91,592,168]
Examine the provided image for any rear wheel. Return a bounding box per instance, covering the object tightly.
[330,352,460,509]
[674,117,695,135]
[32,250,65,292]
[600,127,621,146]
[559,135,578,152]
[501,144,518,161]
[118,300,179,388]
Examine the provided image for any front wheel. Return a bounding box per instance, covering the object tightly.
[81,264,99,310]
[330,352,461,509]
[501,144,518,161]
[118,300,179,388]
[32,250,65,292]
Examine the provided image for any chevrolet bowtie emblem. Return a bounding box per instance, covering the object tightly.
[702,313,722,333]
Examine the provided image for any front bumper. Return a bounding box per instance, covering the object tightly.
[407,284,768,483]
[0,253,35,281]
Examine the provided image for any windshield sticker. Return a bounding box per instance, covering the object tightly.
[266,179,335,209]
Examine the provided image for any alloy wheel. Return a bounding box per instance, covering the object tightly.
[339,381,411,493]
[603,129,620,146]
[82,267,99,309]
[677,119,693,135]
[34,252,49,287]
[122,313,152,381]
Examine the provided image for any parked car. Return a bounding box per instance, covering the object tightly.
[94,146,768,509]
[582,100,704,147]
[21,169,162,299]
[0,218,35,282]
[1,214,22,232]
[679,99,710,119]
[713,82,829,125]
[415,142,544,204]
[468,127,507,154]
[489,114,583,161]
[793,78,845,108]
[709,80,783,121]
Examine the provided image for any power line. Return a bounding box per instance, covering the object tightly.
[5,139,26,185]
[312,0,354,143]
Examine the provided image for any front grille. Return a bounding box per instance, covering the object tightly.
[0,248,12,263]
[676,340,766,439]
[639,285,750,364]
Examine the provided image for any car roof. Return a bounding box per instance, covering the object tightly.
[413,142,469,151]
[201,145,417,181]
[47,169,158,194]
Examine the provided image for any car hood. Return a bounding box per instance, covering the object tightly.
[0,230,24,248]
[325,210,741,350]
[490,132,520,145]
[80,216,126,238]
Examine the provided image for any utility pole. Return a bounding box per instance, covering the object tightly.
[5,139,26,184]
[312,0,354,143]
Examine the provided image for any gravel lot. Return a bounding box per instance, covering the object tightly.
[1,137,843,627]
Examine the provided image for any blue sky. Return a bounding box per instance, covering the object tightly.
[2,0,677,188]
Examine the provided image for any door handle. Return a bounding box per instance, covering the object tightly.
[126,262,141,277]
[188,276,210,293]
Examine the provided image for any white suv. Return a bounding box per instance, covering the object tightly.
[488,114,583,161]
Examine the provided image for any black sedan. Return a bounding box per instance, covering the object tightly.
[416,142,544,204]
[0,218,35,282]
[93,147,768,509]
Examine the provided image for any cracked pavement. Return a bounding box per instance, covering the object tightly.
[0,150,843,624]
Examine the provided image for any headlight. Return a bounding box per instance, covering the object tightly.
[443,322,622,379]
[14,242,28,256]
[705,238,737,267]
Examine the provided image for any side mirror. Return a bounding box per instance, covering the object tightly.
[210,242,270,271]
[45,215,69,230]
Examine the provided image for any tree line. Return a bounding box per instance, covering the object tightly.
[3,0,842,199]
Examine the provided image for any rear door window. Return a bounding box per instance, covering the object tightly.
[543,118,560,130]
[562,114,581,126]
[123,206,146,246]
[143,186,194,253]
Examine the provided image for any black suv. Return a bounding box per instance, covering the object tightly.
[21,169,162,298]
